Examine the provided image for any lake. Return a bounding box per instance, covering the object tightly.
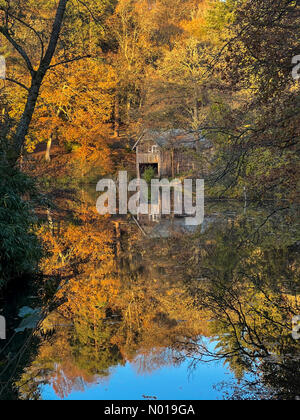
[0,195,299,400]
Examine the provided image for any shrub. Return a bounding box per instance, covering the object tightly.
[142,166,157,184]
[0,167,42,289]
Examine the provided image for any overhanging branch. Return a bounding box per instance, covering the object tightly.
[48,54,91,69]
[0,26,35,76]
[5,78,29,91]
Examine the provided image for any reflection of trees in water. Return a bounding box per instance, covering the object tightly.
[182,208,300,400]
[15,204,300,400]
[133,348,183,375]
[15,202,207,399]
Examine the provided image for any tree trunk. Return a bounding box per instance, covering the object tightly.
[193,96,199,127]
[126,97,131,124]
[193,83,200,129]
[45,135,53,162]
[13,72,45,161]
[171,148,175,179]
[114,95,120,137]
[10,0,69,164]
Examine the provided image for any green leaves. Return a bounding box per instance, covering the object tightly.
[0,167,42,288]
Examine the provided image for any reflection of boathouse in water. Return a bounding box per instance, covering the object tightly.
[136,208,213,238]
[131,128,214,237]
[112,128,244,240]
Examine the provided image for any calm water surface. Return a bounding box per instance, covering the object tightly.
[1,197,299,400]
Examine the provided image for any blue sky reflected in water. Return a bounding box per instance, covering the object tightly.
[41,341,236,401]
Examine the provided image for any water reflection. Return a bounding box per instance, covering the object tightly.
[1,193,299,400]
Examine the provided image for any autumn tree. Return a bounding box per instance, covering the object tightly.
[0,0,73,163]
[208,0,300,200]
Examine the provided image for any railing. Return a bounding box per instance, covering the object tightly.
[137,152,160,163]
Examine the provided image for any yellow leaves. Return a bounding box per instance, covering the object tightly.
[181,17,207,40]
[27,58,117,164]
[180,0,212,40]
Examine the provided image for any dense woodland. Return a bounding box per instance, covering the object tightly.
[0,0,299,401]
[2,201,299,400]
[0,0,299,288]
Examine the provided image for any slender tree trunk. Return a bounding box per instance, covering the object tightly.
[11,0,69,164]
[193,83,200,130]
[193,96,199,127]
[114,95,120,137]
[45,135,53,162]
[14,72,45,160]
[171,148,175,179]
[126,97,131,124]
[47,208,54,235]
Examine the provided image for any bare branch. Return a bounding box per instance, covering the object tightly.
[5,78,29,91]
[48,54,91,69]
[2,9,45,61]
[76,0,102,24]
[0,26,35,76]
